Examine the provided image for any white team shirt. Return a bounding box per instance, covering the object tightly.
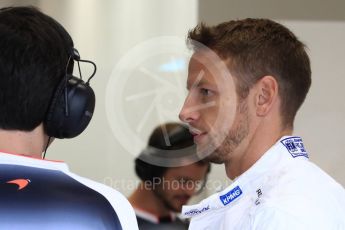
[182,136,345,230]
[0,151,138,230]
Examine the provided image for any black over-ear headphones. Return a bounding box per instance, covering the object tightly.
[44,48,96,139]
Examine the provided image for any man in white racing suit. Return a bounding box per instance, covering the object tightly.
[179,18,345,229]
[182,136,345,229]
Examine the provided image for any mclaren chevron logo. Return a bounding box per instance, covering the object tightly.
[6,179,31,190]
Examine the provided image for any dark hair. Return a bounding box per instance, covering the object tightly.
[188,19,311,128]
[0,6,74,131]
[135,122,209,182]
[148,123,194,151]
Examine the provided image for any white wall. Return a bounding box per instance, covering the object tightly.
[292,21,345,185]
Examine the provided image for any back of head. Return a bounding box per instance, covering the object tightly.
[135,122,204,182]
[0,6,73,131]
[188,19,311,129]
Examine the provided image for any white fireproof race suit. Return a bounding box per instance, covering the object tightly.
[182,136,345,230]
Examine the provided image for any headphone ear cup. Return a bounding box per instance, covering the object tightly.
[44,75,95,138]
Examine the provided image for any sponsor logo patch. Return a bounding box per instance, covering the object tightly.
[219,186,242,206]
[281,137,308,158]
[184,205,210,217]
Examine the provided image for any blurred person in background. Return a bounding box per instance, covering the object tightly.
[129,122,210,229]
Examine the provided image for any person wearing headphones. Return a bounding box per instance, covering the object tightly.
[129,122,210,229]
[0,6,137,229]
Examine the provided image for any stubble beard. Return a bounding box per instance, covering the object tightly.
[203,100,249,164]
[153,186,181,212]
